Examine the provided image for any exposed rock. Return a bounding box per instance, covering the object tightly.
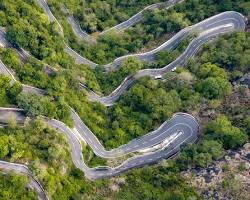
[234,153,241,160]
[225,155,231,162]
[239,73,250,87]
[110,177,125,192]
[183,144,250,200]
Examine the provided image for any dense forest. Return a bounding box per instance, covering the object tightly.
[0,171,38,199]
[60,0,166,33]
[2,31,248,149]
[0,0,249,199]
[0,118,199,199]
[45,0,250,64]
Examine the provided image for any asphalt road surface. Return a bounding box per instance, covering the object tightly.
[0,160,49,200]
[0,108,199,180]
[35,0,246,75]
[64,0,184,41]
[82,11,246,106]
[0,9,246,178]
[0,9,245,178]
[0,59,200,181]
[0,1,247,199]
[36,0,182,69]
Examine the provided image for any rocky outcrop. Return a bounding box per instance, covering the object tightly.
[182,143,250,200]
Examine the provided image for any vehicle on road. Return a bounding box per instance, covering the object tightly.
[155,75,163,79]
[171,67,177,72]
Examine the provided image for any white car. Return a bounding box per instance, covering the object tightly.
[171,67,177,72]
[154,75,162,79]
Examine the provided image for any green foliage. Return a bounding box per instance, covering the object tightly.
[95,57,144,94]
[59,0,166,33]
[204,116,248,149]
[0,48,21,70]
[193,63,229,80]
[82,144,106,167]
[189,63,232,99]
[0,135,9,158]
[100,77,182,148]
[45,0,249,65]
[116,166,198,200]
[194,153,212,168]
[17,93,73,126]
[0,172,38,200]
[238,162,246,171]
[222,163,230,172]
[47,75,67,96]
[17,93,45,117]
[0,74,22,106]
[0,121,111,199]
[7,82,23,104]
[0,1,249,199]
[0,75,12,106]
[156,50,179,67]
[177,137,225,169]
[3,0,63,60]
[245,117,250,135]
[196,77,232,99]
[200,32,250,73]
[198,140,224,160]
[2,0,249,67]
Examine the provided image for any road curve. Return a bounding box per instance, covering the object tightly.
[35,0,246,74]
[0,8,245,172]
[0,1,247,198]
[0,56,199,180]
[0,160,49,200]
[0,57,199,159]
[81,11,246,106]
[36,0,185,69]
[65,0,184,41]
[1,11,246,107]
[0,7,245,164]
[0,107,199,180]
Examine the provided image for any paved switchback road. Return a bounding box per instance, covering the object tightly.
[0,57,199,174]
[36,0,184,69]
[0,9,246,179]
[0,160,49,200]
[0,2,247,199]
[2,7,246,107]
[0,57,199,180]
[0,108,199,180]
[65,0,184,41]
[36,1,245,74]
[83,11,246,106]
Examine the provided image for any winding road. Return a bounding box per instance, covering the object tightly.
[0,0,247,199]
[0,107,199,180]
[81,11,246,106]
[36,0,246,75]
[65,0,184,41]
[0,160,49,200]
[37,0,184,69]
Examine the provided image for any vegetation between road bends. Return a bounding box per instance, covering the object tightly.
[0,0,249,199]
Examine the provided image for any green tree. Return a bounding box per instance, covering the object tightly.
[120,57,143,75]
[194,153,212,168]
[0,172,38,199]
[204,116,247,149]
[17,93,44,117]
[1,49,21,70]
[0,135,9,158]
[7,82,23,104]
[196,77,231,99]
[198,140,223,160]
[48,75,67,96]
